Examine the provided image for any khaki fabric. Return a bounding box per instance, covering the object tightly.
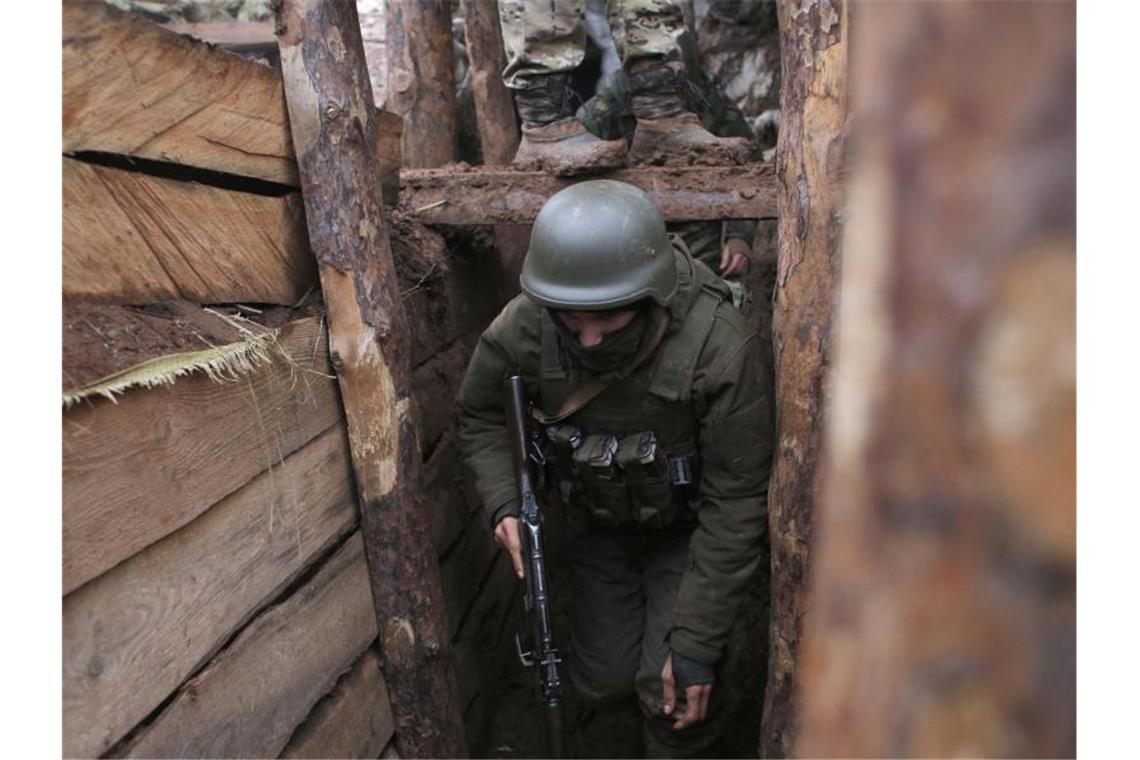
[499,0,687,89]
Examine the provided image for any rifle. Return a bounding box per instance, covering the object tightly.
[504,375,566,759]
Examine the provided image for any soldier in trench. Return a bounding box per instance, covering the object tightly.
[458,180,773,757]
[497,0,751,173]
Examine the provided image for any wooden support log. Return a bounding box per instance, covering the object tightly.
[63,425,357,758]
[123,533,379,758]
[398,163,778,224]
[274,2,467,756]
[460,0,519,165]
[281,647,396,759]
[798,3,1075,756]
[63,0,297,184]
[62,158,316,305]
[62,316,340,594]
[761,1,847,756]
[386,0,458,168]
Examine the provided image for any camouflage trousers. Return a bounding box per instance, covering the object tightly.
[498,0,688,89]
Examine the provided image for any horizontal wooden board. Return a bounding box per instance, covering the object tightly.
[440,513,501,639]
[63,1,298,184]
[397,163,779,224]
[124,532,379,758]
[62,316,342,594]
[411,340,468,455]
[63,424,358,758]
[280,647,395,759]
[425,431,481,556]
[63,2,403,199]
[452,553,522,710]
[63,158,316,305]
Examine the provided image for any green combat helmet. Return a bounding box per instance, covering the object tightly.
[520,180,677,310]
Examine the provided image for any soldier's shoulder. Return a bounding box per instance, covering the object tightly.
[484,293,543,342]
[691,296,758,383]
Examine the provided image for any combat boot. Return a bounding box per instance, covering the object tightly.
[512,73,626,176]
[626,61,751,166]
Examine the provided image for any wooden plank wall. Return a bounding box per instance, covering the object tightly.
[62,3,519,757]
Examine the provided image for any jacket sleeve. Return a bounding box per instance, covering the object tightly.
[457,301,528,526]
[669,315,774,665]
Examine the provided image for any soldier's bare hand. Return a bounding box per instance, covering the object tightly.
[494,516,524,580]
[661,654,713,730]
[719,238,751,278]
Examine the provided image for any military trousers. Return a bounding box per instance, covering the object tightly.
[567,523,731,758]
[498,0,688,89]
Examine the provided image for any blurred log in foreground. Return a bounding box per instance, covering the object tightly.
[798,2,1075,757]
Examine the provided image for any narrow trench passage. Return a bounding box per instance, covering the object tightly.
[448,224,779,758]
[476,480,771,758]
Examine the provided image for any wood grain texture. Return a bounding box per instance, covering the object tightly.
[63,158,316,305]
[124,532,379,758]
[62,316,341,594]
[63,425,357,758]
[761,2,847,755]
[459,0,519,165]
[63,0,298,184]
[798,4,1075,756]
[280,647,395,759]
[385,0,457,167]
[397,163,778,224]
[276,2,466,754]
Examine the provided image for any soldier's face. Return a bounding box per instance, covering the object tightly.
[556,309,638,348]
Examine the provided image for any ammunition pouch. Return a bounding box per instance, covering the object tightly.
[541,426,699,530]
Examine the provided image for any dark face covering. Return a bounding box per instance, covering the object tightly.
[551,306,655,375]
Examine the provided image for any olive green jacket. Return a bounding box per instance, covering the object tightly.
[457,246,773,665]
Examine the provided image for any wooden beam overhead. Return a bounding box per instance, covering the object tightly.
[397,163,778,224]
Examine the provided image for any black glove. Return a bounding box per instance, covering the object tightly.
[671,651,715,688]
[490,499,520,529]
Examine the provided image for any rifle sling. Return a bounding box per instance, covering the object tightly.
[532,309,669,426]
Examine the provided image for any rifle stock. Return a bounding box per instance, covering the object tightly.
[504,375,566,759]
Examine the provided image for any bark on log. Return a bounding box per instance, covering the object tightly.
[274,2,467,757]
[761,1,847,756]
[385,0,458,168]
[797,4,1075,756]
[459,0,519,165]
[398,163,778,224]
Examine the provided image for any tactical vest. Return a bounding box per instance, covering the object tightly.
[535,250,743,530]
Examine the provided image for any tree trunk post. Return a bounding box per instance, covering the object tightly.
[797,3,1075,756]
[273,2,467,757]
[760,1,847,757]
[386,0,458,168]
[459,0,519,165]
